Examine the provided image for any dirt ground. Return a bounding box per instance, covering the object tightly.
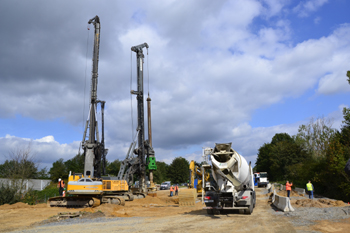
[276,190,304,197]
[0,188,349,233]
[292,198,347,208]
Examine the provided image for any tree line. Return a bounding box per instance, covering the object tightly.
[255,112,350,202]
[48,155,190,185]
[0,141,191,205]
[0,149,192,186]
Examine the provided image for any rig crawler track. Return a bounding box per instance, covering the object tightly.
[48,195,128,208]
[48,196,101,208]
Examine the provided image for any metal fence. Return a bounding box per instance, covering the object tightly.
[0,178,51,191]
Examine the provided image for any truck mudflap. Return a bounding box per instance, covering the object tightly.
[48,196,101,208]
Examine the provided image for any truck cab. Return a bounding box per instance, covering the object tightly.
[257,172,269,187]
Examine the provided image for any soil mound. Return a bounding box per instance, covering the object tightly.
[317,199,346,207]
[0,202,29,209]
[33,203,48,208]
[293,199,347,208]
[277,190,303,197]
[95,203,129,217]
[294,199,325,208]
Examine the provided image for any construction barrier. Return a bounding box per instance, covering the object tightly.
[267,183,275,193]
[272,192,294,212]
[266,183,271,189]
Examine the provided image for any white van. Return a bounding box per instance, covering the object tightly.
[160,181,171,190]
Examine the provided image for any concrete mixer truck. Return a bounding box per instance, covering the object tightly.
[203,143,256,215]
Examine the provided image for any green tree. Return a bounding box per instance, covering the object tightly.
[106,159,121,176]
[255,143,273,175]
[167,157,189,184]
[313,135,350,201]
[271,132,294,145]
[153,161,169,184]
[255,133,311,182]
[49,158,67,181]
[339,108,350,149]
[269,139,310,181]
[0,160,16,178]
[294,117,336,159]
[0,143,39,205]
[1,144,39,180]
[64,153,84,174]
[36,167,49,179]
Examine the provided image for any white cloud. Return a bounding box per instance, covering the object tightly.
[261,0,287,18]
[314,16,321,24]
[0,135,79,169]
[293,0,329,17]
[0,0,349,171]
[35,135,55,143]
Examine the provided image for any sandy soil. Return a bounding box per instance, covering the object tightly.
[0,188,349,233]
[292,198,347,208]
[277,190,304,197]
[312,219,350,233]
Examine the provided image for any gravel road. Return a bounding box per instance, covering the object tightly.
[5,188,350,233]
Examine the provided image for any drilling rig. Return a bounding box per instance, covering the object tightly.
[117,43,157,197]
[48,15,132,208]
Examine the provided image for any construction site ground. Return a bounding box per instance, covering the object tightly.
[1,187,350,233]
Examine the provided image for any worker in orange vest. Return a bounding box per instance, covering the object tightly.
[170,185,174,197]
[57,178,65,196]
[175,184,179,196]
[286,181,293,198]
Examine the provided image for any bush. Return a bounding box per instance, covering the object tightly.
[36,183,59,202]
[22,189,38,205]
[0,183,21,205]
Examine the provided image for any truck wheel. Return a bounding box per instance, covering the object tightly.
[244,199,254,215]
[206,209,214,215]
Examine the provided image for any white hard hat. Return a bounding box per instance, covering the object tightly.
[58,178,61,181]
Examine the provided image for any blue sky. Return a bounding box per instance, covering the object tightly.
[0,0,350,170]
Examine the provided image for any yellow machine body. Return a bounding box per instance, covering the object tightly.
[102,180,129,192]
[189,160,210,194]
[67,175,103,195]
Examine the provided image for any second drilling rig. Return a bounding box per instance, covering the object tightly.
[117,43,157,196]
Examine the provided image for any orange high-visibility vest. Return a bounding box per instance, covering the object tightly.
[170,186,174,191]
[175,186,178,191]
[58,180,65,188]
[286,182,292,191]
